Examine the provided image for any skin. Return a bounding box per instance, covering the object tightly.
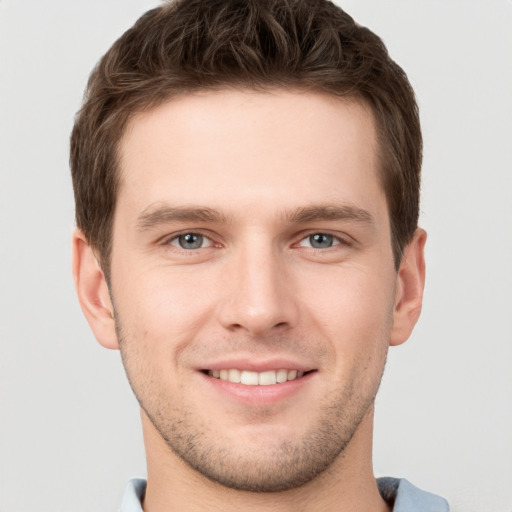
[73,90,426,512]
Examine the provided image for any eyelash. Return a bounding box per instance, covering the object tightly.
[162,230,351,252]
[164,230,219,250]
[296,232,350,250]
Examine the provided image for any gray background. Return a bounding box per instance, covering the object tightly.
[1,1,511,511]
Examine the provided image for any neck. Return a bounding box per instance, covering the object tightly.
[140,409,390,512]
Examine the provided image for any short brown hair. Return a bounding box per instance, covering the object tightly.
[70,0,422,276]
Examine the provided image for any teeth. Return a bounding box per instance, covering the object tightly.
[240,370,259,385]
[259,370,277,386]
[228,369,241,383]
[276,369,288,383]
[211,368,307,385]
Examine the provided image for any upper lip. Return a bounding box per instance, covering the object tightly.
[199,357,315,373]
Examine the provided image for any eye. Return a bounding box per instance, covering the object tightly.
[299,233,341,249]
[168,233,214,250]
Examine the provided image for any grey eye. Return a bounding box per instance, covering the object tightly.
[298,233,341,249]
[177,233,204,249]
[309,233,334,248]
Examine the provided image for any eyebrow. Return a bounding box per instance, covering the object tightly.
[135,203,374,232]
[284,204,374,225]
[136,204,228,231]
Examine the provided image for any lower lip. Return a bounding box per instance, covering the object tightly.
[199,371,316,406]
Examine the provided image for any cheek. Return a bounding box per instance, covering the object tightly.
[111,262,220,349]
[299,265,396,351]
[113,271,211,395]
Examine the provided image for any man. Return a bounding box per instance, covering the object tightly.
[70,0,449,510]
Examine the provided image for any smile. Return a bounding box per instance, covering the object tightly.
[206,369,309,385]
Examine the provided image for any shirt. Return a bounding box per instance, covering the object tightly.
[119,476,449,511]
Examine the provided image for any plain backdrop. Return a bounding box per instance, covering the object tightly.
[0,1,511,511]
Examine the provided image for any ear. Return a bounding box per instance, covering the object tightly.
[390,228,427,346]
[72,229,119,350]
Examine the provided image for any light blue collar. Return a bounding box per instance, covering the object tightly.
[377,477,449,511]
[120,476,449,511]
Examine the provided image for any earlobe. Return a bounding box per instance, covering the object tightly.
[72,229,119,350]
[390,228,427,346]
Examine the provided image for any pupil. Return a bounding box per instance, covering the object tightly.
[179,233,203,249]
[311,233,333,248]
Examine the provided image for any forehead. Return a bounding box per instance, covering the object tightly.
[117,89,385,222]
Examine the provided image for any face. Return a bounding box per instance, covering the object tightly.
[109,90,400,491]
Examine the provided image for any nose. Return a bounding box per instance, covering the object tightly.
[217,241,299,336]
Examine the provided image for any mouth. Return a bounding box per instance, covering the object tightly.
[201,368,315,386]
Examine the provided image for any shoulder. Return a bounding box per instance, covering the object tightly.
[119,478,146,512]
[119,477,449,511]
[378,477,450,512]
